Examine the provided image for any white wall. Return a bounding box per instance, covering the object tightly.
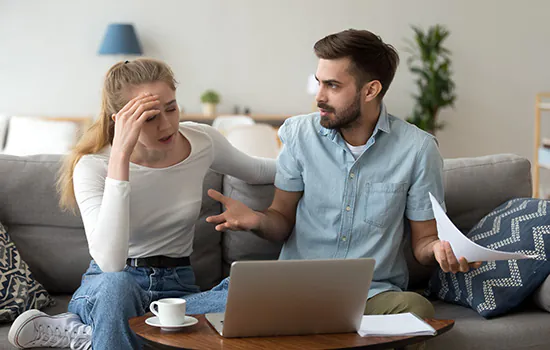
[1,0,549,161]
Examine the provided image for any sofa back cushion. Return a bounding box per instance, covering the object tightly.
[0,115,8,151]
[443,154,532,232]
[2,117,78,156]
[0,154,224,293]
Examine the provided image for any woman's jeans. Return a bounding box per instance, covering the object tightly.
[67,260,230,350]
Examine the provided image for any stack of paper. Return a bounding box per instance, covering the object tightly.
[358,313,436,337]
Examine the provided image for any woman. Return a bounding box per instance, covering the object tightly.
[8,58,275,350]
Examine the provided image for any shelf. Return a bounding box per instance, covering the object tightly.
[534,92,550,197]
[179,113,291,126]
[538,147,550,170]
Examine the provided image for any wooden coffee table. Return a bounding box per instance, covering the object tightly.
[130,313,454,350]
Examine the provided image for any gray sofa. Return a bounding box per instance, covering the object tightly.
[0,153,549,350]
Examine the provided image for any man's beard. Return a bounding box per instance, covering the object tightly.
[318,92,361,129]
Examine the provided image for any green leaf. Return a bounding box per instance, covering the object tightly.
[403,24,456,134]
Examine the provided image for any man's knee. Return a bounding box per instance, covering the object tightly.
[398,292,435,319]
[365,291,434,319]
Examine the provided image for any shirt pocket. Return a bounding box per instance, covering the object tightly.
[364,182,407,228]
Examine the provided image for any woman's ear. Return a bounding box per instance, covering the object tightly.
[363,80,383,103]
[111,114,116,123]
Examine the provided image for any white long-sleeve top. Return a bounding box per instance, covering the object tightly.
[73,122,276,272]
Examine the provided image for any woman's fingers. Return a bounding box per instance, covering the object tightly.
[132,99,161,121]
[136,109,160,124]
[117,93,147,116]
[118,94,159,121]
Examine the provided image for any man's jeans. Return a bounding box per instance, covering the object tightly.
[67,260,228,350]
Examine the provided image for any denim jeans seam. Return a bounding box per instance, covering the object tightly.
[182,292,206,302]
[85,297,96,336]
[142,291,153,311]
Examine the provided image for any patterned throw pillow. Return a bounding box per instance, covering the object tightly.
[426,198,550,318]
[0,221,54,323]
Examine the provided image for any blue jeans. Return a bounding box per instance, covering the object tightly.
[185,277,230,314]
[68,260,203,350]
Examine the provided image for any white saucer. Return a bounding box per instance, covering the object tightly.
[145,316,198,331]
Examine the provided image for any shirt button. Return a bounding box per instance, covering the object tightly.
[350,173,355,179]
[346,206,351,211]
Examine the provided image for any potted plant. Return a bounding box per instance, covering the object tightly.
[405,24,456,135]
[200,90,221,116]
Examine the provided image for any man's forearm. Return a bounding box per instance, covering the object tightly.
[414,237,439,266]
[252,208,294,242]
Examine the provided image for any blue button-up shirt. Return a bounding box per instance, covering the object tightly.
[275,105,445,298]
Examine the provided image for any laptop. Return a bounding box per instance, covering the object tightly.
[205,258,375,338]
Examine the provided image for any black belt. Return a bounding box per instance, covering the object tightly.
[126,256,191,268]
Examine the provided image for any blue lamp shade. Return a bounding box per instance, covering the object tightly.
[98,24,143,55]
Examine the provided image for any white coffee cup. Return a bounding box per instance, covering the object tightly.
[149,298,187,325]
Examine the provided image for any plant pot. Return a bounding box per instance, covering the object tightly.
[202,103,216,116]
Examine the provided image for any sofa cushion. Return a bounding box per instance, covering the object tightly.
[532,274,550,312]
[0,154,92,293]
[427,198,550,318]
[429,301,550,350]
[0,115,8,150]
[0,221,54,323]
[443,154,532,233]
[2,116,77,156]
[191,170,223,290]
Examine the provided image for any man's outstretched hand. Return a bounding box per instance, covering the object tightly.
[206,189,263,232]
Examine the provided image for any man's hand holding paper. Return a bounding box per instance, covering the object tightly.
[429,193,539,264]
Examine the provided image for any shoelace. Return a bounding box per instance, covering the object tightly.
[69,323,92,350]
[34,322,91,350]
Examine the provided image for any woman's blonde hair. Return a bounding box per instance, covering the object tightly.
[57,58,178,212]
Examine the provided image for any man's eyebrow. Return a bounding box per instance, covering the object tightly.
[322,79,341,85]
[315,75,341,85]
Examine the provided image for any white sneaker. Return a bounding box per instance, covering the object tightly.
[8,310,92,349]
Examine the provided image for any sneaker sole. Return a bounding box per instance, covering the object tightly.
[8,310,79,348]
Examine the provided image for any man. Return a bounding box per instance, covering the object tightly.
[206,29,480,318]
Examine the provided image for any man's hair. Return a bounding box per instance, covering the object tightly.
[314,29,399,98]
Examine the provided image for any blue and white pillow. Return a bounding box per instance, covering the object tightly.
[426,198,550,318]
[0,221,54,323]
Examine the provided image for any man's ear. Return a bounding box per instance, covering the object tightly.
[363,80,383,103]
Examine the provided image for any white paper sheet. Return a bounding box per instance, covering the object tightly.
[429,193,538,261]
[358,312,436,337]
